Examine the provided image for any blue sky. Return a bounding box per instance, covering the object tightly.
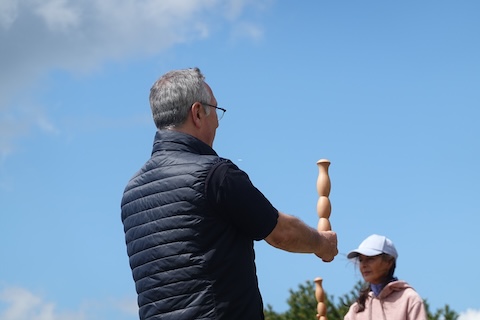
[1,1,479,319]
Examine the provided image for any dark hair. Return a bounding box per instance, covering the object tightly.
[355,254,396,313]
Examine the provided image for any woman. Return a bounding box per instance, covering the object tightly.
[344,234,427,320]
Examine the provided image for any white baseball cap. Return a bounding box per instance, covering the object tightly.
[347,234,398,260]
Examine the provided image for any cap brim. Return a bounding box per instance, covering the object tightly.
[347,248,383,259]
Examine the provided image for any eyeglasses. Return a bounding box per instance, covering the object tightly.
[201,102,227,120]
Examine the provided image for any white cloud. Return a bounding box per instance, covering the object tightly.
[0,286,138,320]
[0,101,55,161]
[33,0,81,32]
[459,309,480,320]
[231,21,264,42]
[0,0,268,99]
[0,0,18,29]
[0,287,85,320]
[222,0,273,20]
[0,0,218,102]
[0,0,270,159]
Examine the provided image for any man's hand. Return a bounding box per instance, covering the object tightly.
[314,231,338,262]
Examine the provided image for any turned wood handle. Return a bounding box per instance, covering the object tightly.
[314,159,331,320]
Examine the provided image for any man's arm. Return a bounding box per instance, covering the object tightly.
[264,211,338,262]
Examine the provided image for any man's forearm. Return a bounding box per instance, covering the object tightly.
[265,212,322,253]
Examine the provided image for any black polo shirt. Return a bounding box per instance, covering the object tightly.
[205,159,279,319]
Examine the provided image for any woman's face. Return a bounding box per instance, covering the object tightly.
[358,254,394,284]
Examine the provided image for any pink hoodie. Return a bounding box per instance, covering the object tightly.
[344,280,427,320]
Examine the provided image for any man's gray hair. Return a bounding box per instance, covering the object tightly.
[149,67,212,129]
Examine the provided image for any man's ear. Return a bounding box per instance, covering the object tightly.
[191,102,204,128]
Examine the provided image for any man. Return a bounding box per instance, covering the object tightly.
[121,67,338,320]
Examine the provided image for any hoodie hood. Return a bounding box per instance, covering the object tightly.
[376,280,413,300]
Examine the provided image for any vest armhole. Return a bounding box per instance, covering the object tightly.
[205,158,230,195]
[205,158,234,211]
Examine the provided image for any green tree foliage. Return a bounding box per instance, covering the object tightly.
[264,280,352,320]
[264,280,458,320]
[424,300,459,320]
